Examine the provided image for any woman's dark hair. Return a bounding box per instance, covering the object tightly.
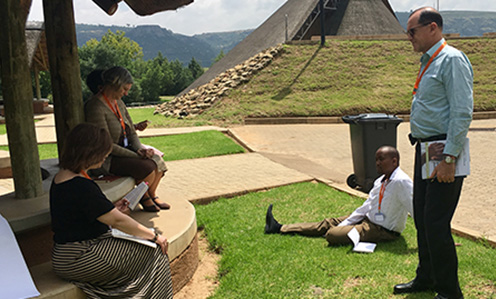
[86,69,104,94]
[59,123,113,173]
[102,66,134,91]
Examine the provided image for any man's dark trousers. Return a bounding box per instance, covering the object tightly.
[413,142,464,298]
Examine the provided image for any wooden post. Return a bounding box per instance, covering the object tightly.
[34,64,42,100]
[43,0,84,156]
[0,0,43,198]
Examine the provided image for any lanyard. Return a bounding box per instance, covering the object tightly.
[378,179,389,213]
[412,40,447,95]
[80,170,91,180]
[102,93,126,138]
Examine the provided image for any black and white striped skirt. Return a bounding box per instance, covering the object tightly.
[52,232,173,298]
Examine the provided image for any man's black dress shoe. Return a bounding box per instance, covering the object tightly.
[264,204,282,234]
[434,293,463,299]
[393,279,433,294]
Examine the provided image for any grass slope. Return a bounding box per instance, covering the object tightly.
[182,39,496,125]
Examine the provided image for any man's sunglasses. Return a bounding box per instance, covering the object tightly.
[406,23,431,37]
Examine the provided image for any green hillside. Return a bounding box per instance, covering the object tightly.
[396,11,496,36]
[189,38,496,125]
[193,29,253,54]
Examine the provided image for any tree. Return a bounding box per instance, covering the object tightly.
[188,57,204,79]
[153,52,174,95]
[31,71,52,99]
[168,60,194,95]
[140,61,164,102]
[213,49,225,65]
[79,30,144,102]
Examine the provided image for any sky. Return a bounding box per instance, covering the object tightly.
[28,0,496,36]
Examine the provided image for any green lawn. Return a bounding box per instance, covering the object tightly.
[0,130,245,161]
[141,130,245,161]
[0,143,58,160]
[195,182,496,299]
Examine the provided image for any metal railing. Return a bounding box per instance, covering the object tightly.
[294,0,339,41]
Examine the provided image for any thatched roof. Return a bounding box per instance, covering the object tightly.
[124,0,193,16]
[336,0,404,35]
[25,22,49,72]
[20,0,193,19]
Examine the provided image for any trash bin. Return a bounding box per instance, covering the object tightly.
[342,113,403,193]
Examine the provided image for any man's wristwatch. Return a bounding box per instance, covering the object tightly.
[444,155,456,164]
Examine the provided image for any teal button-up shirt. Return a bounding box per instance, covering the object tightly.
[410,38,473,157]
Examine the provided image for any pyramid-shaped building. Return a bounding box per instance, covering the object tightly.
[181,0,404,95]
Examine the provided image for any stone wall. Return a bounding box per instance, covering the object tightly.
[154,45,283,119]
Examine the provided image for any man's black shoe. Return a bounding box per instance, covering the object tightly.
[264,204,282,234]
[434,293,464,299]
[393,279,433,294]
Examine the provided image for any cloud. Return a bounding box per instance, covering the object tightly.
[28,0,496,35]
[29,0,286,36]
[389,0,496,12]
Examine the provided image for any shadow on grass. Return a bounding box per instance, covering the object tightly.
[375,236,417,255]
[277,231,416,256]
[272,45,323,101]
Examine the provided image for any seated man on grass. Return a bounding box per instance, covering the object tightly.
[265,146,413,245]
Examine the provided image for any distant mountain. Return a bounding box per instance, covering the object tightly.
[125,25,216,67]
[193,29,253,54]
[76,24,249,67]
[76,11,496,67]
[395,11,496,36]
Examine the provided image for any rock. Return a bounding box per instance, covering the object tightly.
[153,44,284,119]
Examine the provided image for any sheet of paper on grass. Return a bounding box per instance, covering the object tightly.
[347,227,377,253]
[0,214,40,299]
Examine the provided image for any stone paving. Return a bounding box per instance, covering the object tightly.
[230,119,496,243]
[2,113,495,243]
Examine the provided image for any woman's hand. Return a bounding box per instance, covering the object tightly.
[134,120,149,131]
[137,148,154,159]
[155,234,169,255]
[114,199,131,215]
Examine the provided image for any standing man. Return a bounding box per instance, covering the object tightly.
[394,7,473,299]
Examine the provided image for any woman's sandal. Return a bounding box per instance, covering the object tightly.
[152,196,170,210]
[140,197,160,212]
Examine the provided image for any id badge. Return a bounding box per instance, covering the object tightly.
[123,136,129,148]
[374,212,385,223]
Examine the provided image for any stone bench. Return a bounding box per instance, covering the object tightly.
[0,158,198,297]
[29,197,198,298]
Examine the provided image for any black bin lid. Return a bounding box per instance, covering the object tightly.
[342,113,403,124]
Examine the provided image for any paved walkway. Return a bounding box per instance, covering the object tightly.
[230,119,496,243]
[2,114,495,243]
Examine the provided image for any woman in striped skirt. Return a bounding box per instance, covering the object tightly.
[50,123,173,298]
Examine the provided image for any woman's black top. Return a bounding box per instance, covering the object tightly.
[50,177,114,244]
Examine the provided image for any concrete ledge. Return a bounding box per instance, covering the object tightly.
[170,234,199,293]
[21,172,198,299]
[452,224,496,248]
[0,159,135,234]
[243,111,496,125]
[29,191,198,298]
